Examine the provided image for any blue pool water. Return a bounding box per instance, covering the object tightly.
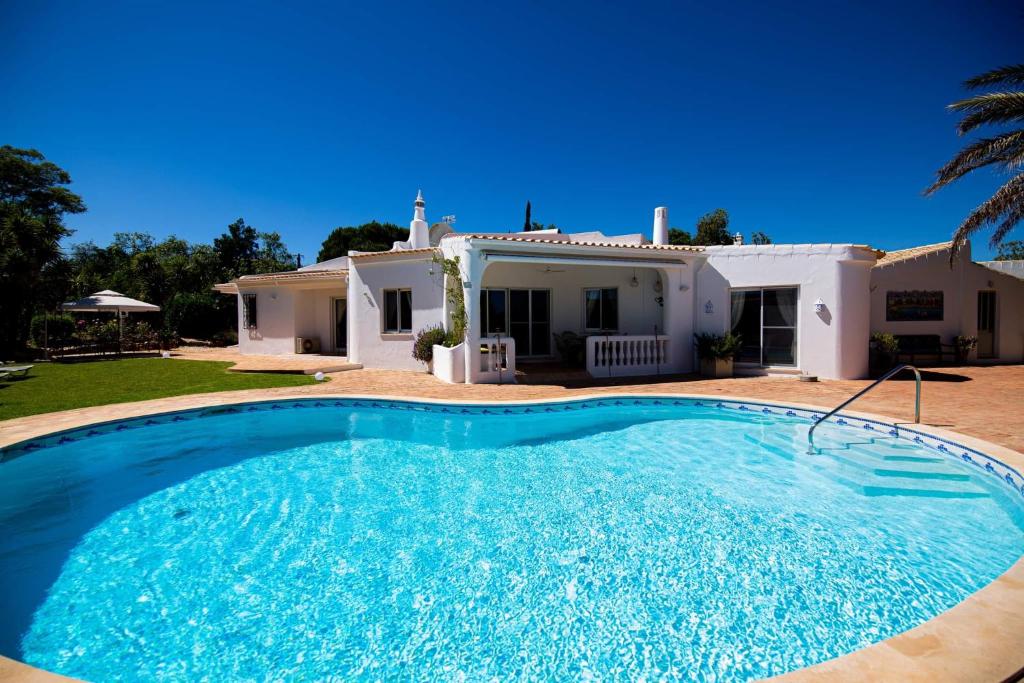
[1,398,1023,681]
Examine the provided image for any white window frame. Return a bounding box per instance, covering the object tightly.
[382,288,412,334]
[582,287,619,333]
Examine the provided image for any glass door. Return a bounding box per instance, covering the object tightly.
[978,291,996,358]
[530,290,551,356]
[483,288,551,356]
[333,298,347,354]
[729,287,798,366]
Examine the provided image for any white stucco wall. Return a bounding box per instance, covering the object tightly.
[236,287,298,355]
[347,253,445,371]
[697,244,876,379]
[871,244,1024,362]
[236,283,345,355]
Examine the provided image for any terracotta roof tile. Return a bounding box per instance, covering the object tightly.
[449,233,705,252]
[348,247,439,260]
[874,241,951,267]
[236,269,347,282]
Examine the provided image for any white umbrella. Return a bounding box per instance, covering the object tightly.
[61,290,161,313]
[61,290,161,350]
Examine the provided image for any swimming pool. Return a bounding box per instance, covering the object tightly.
[2,396,1023,681]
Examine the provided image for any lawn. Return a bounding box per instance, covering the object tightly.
[0,358,318,420]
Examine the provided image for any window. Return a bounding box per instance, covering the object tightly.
[383,289,412,333]
[730,287,797,366]
[242,293,258,329]
[584,288,618,332]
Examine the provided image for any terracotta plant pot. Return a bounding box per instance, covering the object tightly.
[700,357,734,378]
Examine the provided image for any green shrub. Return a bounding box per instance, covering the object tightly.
[870,332,899,355]
[29,313,77,348]
[164,292,225,339]
[694,332,742,360]
[954,335,977,353]
[412,325,448,364]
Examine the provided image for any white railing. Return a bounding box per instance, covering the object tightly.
[478,336,515,383]
[586,335,669,377]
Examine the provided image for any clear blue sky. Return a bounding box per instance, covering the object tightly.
[2,1,1020,261]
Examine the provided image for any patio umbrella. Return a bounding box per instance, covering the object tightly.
[61,290,161,346]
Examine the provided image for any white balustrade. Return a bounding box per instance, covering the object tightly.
[586,335,669,377]
[478,337,515,383]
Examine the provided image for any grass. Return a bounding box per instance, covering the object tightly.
[0,358,318,420]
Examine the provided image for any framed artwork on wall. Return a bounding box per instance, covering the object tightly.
[886,290,943,321]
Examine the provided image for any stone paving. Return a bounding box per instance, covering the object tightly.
[170,346,360,374]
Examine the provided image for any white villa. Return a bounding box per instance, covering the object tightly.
[216,193,1024,383]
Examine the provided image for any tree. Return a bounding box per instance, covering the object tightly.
[253,231,296,273]
[524,200,532,232]
[318,221,409,261]
[214,218,259,278]
[668,228,693,245]
[751,231,772,245]
[925,64,1024,261]
[0,146,86,354]
[995,240,1024,260]
[693,208,733,246]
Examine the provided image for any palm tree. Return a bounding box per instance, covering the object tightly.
[925,64,1024,260]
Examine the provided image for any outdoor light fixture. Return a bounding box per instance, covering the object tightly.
[630,269,639,287]
[814,298,825,313]
[653,278,663,294]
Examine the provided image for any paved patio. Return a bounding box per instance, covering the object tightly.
[170,346,361,374]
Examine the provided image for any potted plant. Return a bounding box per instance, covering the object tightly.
[953,335,977,364]
[412,325,447,373]
[694,332,742,378]
[869,332,899,376]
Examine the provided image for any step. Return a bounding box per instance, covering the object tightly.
[824,450,971,482]
[743,433,990,500]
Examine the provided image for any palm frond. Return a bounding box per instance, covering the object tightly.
[949,174,1024,260]
[964,64,1024,89]
[948,92,1024,135]
[924,130,1024,194]
[990,201,1024,246]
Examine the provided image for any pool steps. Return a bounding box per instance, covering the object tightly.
[743,432,991,500]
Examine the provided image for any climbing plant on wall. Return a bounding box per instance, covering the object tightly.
[433,254,466,346]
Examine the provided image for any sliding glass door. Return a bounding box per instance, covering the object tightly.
[730,287,798,366]
[481,288,551,357]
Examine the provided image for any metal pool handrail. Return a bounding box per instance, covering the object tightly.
[807,364,921,454]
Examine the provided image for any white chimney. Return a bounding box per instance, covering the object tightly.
[653,206,669,245]
[409,190,429,249]
[733,232,743,246]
